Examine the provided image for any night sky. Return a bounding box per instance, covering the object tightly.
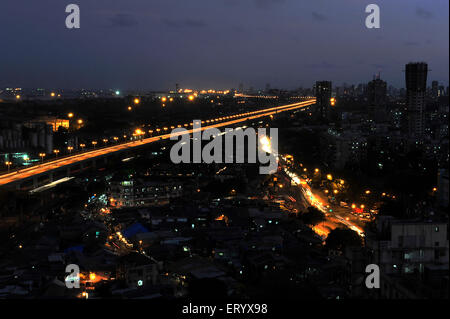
[0,0,448,90]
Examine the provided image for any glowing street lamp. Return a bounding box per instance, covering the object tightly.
[77,119,83,125]
[80,143,86,151]
[50,92,56,97]
[53,149,60,158]
[68,112,74,118]
[5,161,12,172]
[67,146,74,154]
[134,98,140,105]
[326,174,333,181]
[91,141,97,148]
[16,95,21,100]
[39,153,46,163]
[188,95,195,101]
[103,138,108,145]
[113,136,119,142]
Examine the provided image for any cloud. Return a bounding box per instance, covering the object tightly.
[254,0,286,9]
[416,7,433,19]
[306,62,337,69]
[403,41,419,47]
[163,18,207,28]
[109,14,138,27]
[312,12,327,21]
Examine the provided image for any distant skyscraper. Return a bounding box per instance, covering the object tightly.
[367,75,387,122]
[367,75,387,106]
[431,80,439,99]
[405,62,428,139]
[315,81,332,120]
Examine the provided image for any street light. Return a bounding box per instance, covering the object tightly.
[67,146,73,154]
[326,174,333,180]
[134,98,140,105]
[68,112,74,118]
[113,137,119,142]
[5,161,12,172]
[80,144,86,151]
[53,149,60,158]
[92,141,97,148]
[39,153,46,163]
[103,138,108,145]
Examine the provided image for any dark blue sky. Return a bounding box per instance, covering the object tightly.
[0,0,448,90]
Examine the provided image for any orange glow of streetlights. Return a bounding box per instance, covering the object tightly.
[92,141,98,148]
[50,92,56,97]
[351,204,356,209]
[53,149,60,158]
[89,273,96,281]
[39,153,46,162]
[77,119,83,125]
[67,146,73,154]
[365,190,371,195]
[326,174,333,180]
[134,98,140,105]
[5,161,12,172]
[80,144,86,151]
[16,95,21,99]
[161,97,167,102]
[188,95,195,101]
[127,106,132,111]
[68,112,74,118]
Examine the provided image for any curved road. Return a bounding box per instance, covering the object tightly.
[0,99,315,187]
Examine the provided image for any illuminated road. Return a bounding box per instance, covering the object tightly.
[0,99,315,187]
[282,163,365,238]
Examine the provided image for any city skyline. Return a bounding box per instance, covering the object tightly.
[0,0,448,90]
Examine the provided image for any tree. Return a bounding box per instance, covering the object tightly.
[300,206,325,226]
[325,228,362,251]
